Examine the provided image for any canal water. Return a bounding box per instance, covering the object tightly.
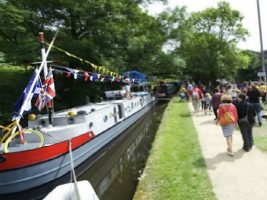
[78,102,167,200]
[0,102,167,200]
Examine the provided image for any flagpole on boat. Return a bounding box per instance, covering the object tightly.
[39,32,54,125]
[12,29,59,133]
[39,32,48,78]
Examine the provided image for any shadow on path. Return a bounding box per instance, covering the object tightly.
[193,157,207,169]
[204,149,245,170]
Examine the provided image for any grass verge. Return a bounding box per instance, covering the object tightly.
[254,136,267,152]
[133,98,215,200]
[254,104,267,152]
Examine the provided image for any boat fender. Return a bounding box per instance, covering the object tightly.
[43,180,99,200]
[28,114,36,121]
[67,111,77,118]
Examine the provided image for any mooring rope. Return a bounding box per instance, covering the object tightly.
[69,140,82,200]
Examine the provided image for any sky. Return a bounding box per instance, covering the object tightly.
[146,0,267,52]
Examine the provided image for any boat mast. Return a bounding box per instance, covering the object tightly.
[11,30,59,135]
[39,32,53,125]
[39,32,48,77]
[256,0,266,84]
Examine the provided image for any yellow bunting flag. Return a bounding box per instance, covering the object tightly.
[45,42,120,77]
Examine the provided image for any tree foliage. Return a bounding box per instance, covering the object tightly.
[0,0,168,75]
[0,0,256,83]
[236,50,264,81]
[174,1,249,83]
[155,6,187,78]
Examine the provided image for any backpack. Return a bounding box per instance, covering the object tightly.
[192,90,199,100]
[218,106,235,126]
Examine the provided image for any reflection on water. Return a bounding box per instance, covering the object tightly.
[79,102,167,200]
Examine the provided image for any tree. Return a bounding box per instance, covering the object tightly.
[176,1,249,83]
[0,1,39,65]
[151,6,187,79]
[0,0,167,76]
[236,50,262,81]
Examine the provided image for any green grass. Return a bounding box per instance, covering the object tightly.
[254,103,267,152]
[133,98,215,200]
[254,136,267,152]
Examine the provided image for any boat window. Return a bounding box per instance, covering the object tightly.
[117,105,123,119]
[77,110,87,115]
[103,115,108,122]
[131,102,134,109]
[89,122,93,128]
[140,98,143,106]
[114,107,118,123]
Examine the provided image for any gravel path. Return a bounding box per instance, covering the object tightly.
[189,103,267,200]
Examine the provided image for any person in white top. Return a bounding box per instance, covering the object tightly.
[124,78,132,99]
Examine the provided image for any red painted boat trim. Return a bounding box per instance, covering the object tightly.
[0,131,95,171]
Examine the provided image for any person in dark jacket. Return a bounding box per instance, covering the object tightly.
[211,88,222,120]
[246,84,263,126]
[234,93,256,152]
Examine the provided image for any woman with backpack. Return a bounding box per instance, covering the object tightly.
[218,95,238,156]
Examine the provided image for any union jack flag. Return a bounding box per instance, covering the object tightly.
[35,68,56,111]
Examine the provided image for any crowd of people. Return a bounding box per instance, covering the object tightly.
[178,80,266,157]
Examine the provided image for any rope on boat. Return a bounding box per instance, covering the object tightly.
[68,140,82,200]
[0,121,17,144]
[3,129,44,153]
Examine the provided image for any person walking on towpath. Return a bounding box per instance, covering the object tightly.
[259,82,267,104]
[191,86,203,115]
[247,84,263,126]
[234,93,256,152]
[204,92,212,115]
[218,95,238,156]
[190,100,267,200]
[211,88,222,120]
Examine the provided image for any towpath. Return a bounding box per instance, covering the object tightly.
[189,103,267,200]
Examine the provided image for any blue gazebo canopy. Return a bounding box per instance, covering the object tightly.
[122,70,147,84]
